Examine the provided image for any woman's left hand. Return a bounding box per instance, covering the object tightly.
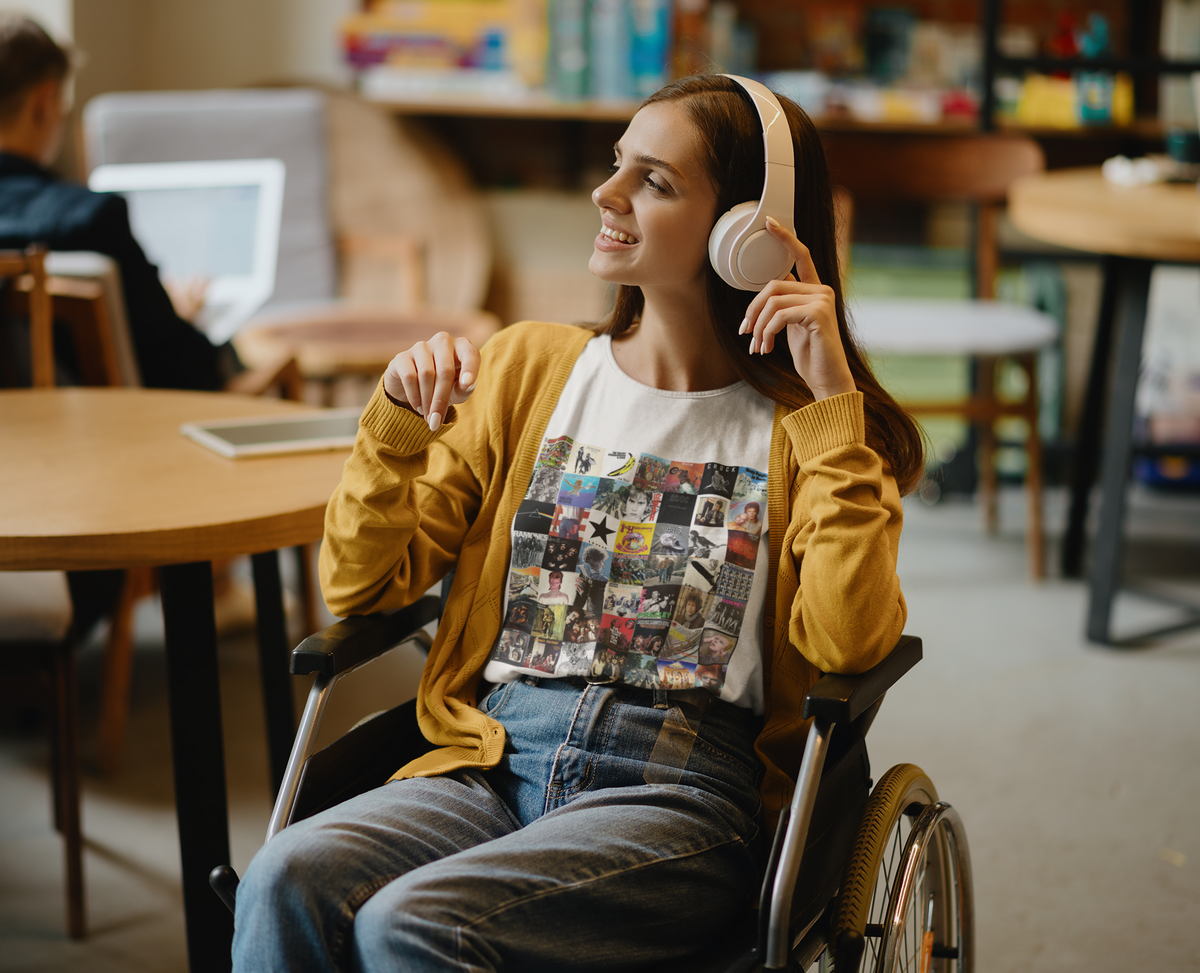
[739,217,857,401]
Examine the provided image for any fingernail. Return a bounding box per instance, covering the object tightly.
[428,411,442,432]
[459,371,473,386]
[749,337,758,354]
[766,216,779,228]
[738,317,748,335]
[466,383,477,393]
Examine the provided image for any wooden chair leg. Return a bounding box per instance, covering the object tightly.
[977,358,999,535]
[51,640,86,939]
[1023,353,1045,580]
[96,567,156,775]
[48,664,62,833]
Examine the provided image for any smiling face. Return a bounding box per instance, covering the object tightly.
[588,101,719,297]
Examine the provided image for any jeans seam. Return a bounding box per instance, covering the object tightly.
[543,683,596,814]
[459,832,749,933]
[481,680,514,719]
[453,924,495,973]
[332,873,401,964]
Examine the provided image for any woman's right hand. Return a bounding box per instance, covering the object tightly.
[382,331,481,432]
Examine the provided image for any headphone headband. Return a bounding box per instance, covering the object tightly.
[707,75,797,291]
[725,74,795,227]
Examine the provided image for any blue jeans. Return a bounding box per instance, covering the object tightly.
[232,678,763,972]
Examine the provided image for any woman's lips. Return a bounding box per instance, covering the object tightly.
[595,225,640,250]
[594,229,640,251]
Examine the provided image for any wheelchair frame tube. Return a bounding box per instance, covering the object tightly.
[266,671,342,842]
[765,716,832,970]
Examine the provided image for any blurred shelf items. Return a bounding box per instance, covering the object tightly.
[339,0,1199,133]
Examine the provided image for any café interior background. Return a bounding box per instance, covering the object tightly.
[2,0,1199,970]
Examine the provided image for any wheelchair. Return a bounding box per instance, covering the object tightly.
[211,592,974,973]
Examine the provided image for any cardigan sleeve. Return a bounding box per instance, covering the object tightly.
[319,380,487,618]
[778,391,907,674]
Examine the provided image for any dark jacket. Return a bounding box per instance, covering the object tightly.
[0,151,223,390]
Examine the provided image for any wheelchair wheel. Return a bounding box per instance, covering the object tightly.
[830,764,973,973]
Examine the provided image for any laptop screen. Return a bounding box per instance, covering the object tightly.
[89,158,286,345]
[123,183,261,278]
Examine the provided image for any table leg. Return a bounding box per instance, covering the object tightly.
[159,561,232,973]
[1062,255,1120,578]
[1086,259,1153,645]
[251,550,296,798]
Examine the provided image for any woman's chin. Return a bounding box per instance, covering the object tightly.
[588,251,634,285]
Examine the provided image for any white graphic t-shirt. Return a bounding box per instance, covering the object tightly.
[483,334,775,713]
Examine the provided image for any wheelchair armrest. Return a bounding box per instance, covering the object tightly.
[290,595,442,678]
[801,635,922,724]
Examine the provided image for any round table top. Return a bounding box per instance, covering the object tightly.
[0,388,351,571]
[1008,168,1200,263]
[235,303,502,377]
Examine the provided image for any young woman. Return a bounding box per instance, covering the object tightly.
[232,74,922,973]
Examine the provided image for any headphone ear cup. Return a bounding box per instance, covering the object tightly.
[708,201,758,289]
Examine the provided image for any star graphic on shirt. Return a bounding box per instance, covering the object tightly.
[587,515,616,546]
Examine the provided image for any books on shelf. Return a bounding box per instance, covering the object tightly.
[342,2,1159,129]
[342,0,548,89]
[359,65,530,101]
[342,0,749,105]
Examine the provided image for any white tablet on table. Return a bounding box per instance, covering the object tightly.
[181,408,362,459]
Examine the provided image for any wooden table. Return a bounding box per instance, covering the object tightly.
[0,388,350,972]
[1009,168,1200,644]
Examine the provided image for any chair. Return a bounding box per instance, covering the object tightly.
[824,132,1058,578]
[82,89,493,313]
[0,246,90,939]
[0,245,53,382]
[5,248,307,772]
[209,597,974,972]
[83,85,500,413]
[4,251,141,783]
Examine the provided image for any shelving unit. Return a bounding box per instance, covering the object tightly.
[360,1,1183,186]
[980,0,1198,131]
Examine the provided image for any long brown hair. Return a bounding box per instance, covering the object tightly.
[594,74,924,494]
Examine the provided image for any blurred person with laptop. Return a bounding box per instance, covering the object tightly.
[0,13,232,390]
[0,15,259,643]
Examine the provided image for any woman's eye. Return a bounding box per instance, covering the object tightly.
[608,163,619,174]
[644,174,665,193]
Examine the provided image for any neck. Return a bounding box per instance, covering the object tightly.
[0,130,48,166]
[611,283,740,392]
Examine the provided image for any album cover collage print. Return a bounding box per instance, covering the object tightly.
[488,432,768,694]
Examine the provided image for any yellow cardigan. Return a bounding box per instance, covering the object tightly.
[320,321,907,828]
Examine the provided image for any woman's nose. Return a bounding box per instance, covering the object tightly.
[592,174,627,213]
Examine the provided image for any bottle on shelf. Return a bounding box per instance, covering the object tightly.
[591,0,634,100]
[547,0,589,101]
[630,0,672,98]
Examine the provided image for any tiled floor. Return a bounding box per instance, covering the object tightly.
[2,488,1199,972]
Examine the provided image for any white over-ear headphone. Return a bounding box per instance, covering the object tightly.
[707,75,796,291]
